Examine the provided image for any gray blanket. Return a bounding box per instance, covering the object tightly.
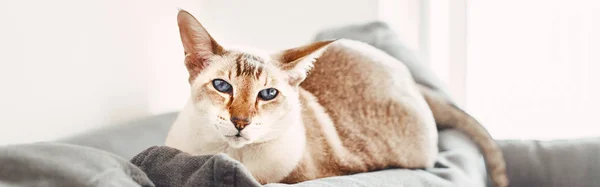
[4,136,600,187]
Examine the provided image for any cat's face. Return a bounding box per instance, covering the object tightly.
[188,51,303,148]
[177,10,334,148]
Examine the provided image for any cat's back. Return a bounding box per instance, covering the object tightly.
[302,39,420,103]
[299,39,438,170]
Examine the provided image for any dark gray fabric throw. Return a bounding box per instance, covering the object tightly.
[130,146,261,187]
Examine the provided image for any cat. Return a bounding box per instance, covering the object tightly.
[165,10,508,187]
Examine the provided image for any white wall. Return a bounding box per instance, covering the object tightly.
[466,0,600,140]
[378,0,422,52]
[0,0,387,145]
[0,0,204,145]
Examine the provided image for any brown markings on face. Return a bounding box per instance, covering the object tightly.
[235,53,265,78]
[221,52,278,128]
[228,79,257,127]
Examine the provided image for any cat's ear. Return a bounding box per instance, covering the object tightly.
[274,40,336,86]
[177,10,225,82]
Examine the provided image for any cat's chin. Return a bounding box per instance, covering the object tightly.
[224,135,251,149]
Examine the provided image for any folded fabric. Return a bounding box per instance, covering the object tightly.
[0,142,153,187]
[131,146,261,187]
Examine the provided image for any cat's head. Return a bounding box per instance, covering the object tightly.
[176,10,334,148]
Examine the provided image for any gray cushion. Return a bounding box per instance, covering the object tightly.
[58,112,175,159]
[499,138,600,187]
[0,142,154,187]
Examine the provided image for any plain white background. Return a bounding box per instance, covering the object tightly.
[0,0,202,145]
[466,0,600,140]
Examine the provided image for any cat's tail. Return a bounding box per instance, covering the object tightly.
[419,85,509,187]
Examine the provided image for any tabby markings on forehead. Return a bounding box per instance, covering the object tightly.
[235,53,265,79]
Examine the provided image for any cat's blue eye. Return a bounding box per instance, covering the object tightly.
[258,88,278,101]
[212,79,232,93]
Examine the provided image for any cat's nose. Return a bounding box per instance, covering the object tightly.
[230,117,251,131]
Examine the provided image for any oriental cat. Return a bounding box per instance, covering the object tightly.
[165,10,508,187]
